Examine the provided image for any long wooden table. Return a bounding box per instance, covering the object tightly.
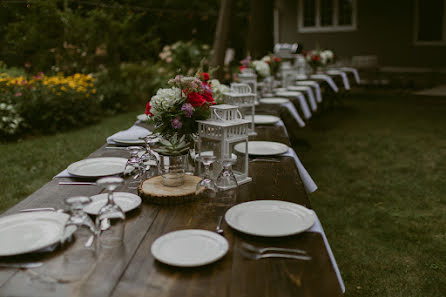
[0,123,343,297]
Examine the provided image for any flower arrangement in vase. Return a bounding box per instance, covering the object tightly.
[239,56,271,79]
[304,49,335,73]
[145,73,216,186]
[261,54,282,77]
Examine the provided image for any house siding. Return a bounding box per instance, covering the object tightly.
[278,0,446,68]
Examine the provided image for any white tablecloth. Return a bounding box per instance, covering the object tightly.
[310,74,339,92]
[296,81,322,103]
[308,210,345,293]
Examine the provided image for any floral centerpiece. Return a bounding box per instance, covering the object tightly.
[305,49,335,73]
[261,54,282,77]
[144,72,215,186]
[239,56,271,78]
[145,72,215,140]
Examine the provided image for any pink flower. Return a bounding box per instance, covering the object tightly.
[14,92,22,97]
[181,103,194,118]
[171,117,183,129]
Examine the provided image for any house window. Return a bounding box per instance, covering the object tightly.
[415,0,446,45]
[298,0,357,33]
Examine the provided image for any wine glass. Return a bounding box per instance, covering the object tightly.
[196,154,218,197]
[140,134,159,178]
[59,196,97,282]
[95,176,125,248]
[125,146,145,189]
[216,158,238,190]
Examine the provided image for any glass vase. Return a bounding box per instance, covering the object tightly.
[159,154,187,187]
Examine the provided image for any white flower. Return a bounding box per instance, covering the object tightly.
[261,55,271,63]
[252,60,271,77]
[210,79,229,104]
[150,87,182,116]
[320,50,334,64]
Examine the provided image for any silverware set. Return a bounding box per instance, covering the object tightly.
[239,243,311,261]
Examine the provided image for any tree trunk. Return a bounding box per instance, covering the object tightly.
[211,0,233,80]
[247,0,274,59]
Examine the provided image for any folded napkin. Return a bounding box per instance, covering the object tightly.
[326,70,351,90]
[310,74,339,93]
[280,148,317,193]
[276,91,312,120]
[308,210,345,293]
[107,125,151,145]
[288,86,317,111]
[296,81,322,103]
[340,67,360,84]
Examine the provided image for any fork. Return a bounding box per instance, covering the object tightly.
[0,262,43,269]
[241,243,307,255]
[239,248,311,261]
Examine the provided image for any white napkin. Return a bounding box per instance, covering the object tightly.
[107,125,151,145]
[308,210,345,293]
[287,86,317,111]
[280,148,317,193]
[276,91,312,120]
[296,81,322,103]
[282,101,306,128]
[310,74,339,93]
[326,70,351,90]
[340,67,360,84]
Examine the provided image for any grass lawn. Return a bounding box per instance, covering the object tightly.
[0,91,445,296]
[294,92,446,296]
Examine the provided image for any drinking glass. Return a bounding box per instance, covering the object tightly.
[216,158,238,190]
[59,196,97,282]
[140,134,159,178]
[125,146,145,189]
[95,176,125,248]
[196,154,218,197]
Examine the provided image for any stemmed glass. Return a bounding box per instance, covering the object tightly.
[124,146,145,189]
[216,158,238,190]
[59,196,97,282]
[95,176,125,248]
[140,134,159,178]
[196,154,218,197]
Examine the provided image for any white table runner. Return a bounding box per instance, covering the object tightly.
[308,210,345,293]
[326,70,351,90]
[340,67,360,84]
[296,81,322,103]
[280,148,317,193]
[276,91,312,120]
[287,86,317,111]
[310,74,339,93]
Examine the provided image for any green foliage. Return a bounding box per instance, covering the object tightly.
[155,134,190,155]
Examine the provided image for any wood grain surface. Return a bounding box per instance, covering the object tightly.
[0,118,343,297]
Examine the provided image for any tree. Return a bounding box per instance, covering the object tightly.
[246,0,274,59]
[211,0,233,79]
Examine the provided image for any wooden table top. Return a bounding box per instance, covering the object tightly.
[0,124,343,297]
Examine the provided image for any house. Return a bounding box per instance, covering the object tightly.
[273,0,446,87]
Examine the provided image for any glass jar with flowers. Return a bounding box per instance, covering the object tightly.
[144,73,215,186]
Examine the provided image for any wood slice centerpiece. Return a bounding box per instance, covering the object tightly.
[138,175,202,205]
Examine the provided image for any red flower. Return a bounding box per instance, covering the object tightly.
[145,101,153,116]
[186,92,206,107]
[313,56,320,61]
[202,90,215,104]
[273,57,282,62]
[239,65,246,72]
[199,72,210,82]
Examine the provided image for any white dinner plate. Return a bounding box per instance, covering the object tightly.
[151,229,229,267]
[225,200,315,237]
[0,212,70,256]
[275,91,302,97]
[259,98,290,104]
[67,157,128,177]
[245,115,280,125]
[233,141,289,156]
[137,114,149,121]
[84,192,142,215]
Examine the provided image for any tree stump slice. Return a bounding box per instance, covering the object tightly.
[138,175,203,205]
